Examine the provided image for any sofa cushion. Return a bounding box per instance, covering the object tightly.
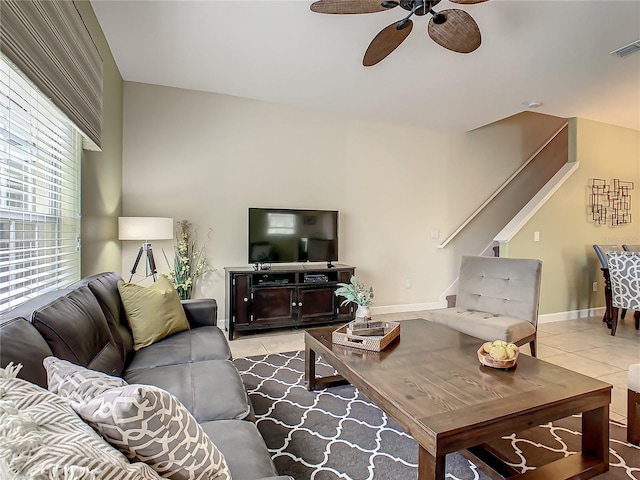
[31,286,125,377]
[126,326,232,371]
[44,356,127,404]
[0,371,162,479]
[118,277,190,351]
[77,271,134,362]
[200,419,281,480]
[75,384,231,480]
[0,316,52,388]
[423,307,536,344]
[124,359,252,422]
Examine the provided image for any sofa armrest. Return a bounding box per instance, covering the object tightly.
[181,299,217,328]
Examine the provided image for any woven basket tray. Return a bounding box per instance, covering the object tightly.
[477,346,518,369]
[332,321,400,352]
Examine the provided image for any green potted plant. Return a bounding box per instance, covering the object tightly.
[335,276,374,321]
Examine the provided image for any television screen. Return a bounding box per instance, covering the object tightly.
[248,208,339,264]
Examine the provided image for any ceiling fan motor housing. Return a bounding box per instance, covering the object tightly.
[399,0,441,15]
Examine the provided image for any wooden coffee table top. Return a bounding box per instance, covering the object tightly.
[305,318,612,457]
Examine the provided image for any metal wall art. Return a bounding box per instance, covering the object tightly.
[590,178,634,226]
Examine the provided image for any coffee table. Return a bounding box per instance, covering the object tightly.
[304,318,611,480]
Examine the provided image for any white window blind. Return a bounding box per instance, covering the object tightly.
[0,54,81,313]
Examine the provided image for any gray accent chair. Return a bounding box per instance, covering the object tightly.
[423,255,542,356]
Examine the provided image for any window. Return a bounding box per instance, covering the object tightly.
[267,213,296,235]
[0,54,82,313]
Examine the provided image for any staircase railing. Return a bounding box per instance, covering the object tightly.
[438,121,569,249]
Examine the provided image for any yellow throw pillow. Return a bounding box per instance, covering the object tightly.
[117,276,190,351]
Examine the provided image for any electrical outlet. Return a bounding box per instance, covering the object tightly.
[592,282,598,292]
[405,279,412,289]
[534,231,540,242]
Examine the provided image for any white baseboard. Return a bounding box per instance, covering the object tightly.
[538,307,605,324]
[372,303,606,324]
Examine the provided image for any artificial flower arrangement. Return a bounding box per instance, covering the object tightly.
[334,276,374,307]
[163,220,213,300]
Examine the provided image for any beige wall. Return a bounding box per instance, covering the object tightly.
[507,118,640,316]
[121,82,567,319]
[75,1,124,276]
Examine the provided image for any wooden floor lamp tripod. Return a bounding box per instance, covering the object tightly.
[118,217,174,282]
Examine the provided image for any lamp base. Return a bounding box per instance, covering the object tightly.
[129,242,157,282]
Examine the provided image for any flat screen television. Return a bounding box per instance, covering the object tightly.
[248,208,339,265]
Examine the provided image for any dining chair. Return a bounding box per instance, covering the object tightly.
[605,251,640,336]
[593,244,623,330]
[623,244,640,252]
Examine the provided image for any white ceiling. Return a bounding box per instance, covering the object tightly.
[90,0,640,132]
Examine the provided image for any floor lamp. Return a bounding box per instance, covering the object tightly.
[119,217,174,282]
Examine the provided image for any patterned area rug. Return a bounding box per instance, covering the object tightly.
[233,351,640,480]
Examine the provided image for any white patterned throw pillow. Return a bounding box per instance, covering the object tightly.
[44,356,128,404]
[75,384,232,480]
[0,363,163,480]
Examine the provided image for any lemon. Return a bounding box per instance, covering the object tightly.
[489,345,508,360]
[503,343,518,358]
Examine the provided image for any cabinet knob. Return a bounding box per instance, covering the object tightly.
[243,297,248,302]
[298,302,303,307]
[292,302,296,306]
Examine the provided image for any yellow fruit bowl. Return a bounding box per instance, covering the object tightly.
[477,345,519,369]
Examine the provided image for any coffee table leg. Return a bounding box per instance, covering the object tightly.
[305,344,317,391]
[582,405,609,472]
[418,446,445,480]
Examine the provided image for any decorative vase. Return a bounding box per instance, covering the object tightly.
[355,305,371,322]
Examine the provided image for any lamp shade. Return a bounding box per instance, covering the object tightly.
[118,217,174,241]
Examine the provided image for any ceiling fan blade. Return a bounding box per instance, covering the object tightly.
[310,0,390,14]
[363,19,413,66]
[427,9,481,53]
[448,0,489,4]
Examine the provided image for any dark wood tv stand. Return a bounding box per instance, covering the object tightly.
[224,264,355,340]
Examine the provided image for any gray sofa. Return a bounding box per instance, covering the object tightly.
[423,255,542,356]
[0,272,290,480]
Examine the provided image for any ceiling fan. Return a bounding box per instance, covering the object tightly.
[310,0,488,66]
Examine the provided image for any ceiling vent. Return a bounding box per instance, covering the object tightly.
[610,40,640,58]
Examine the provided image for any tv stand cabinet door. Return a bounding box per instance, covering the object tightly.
[252,286,297,324]
[231,274,251,326]
[297,286,337,323]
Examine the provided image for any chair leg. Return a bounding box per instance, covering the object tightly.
[634,311,640,330]
[621,308,627,319]
[603,268,613,325]
[611,307,619,336]
[629,389,640,445]
[529,339,536,358]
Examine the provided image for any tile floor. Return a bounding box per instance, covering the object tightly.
[225,312,640,425]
